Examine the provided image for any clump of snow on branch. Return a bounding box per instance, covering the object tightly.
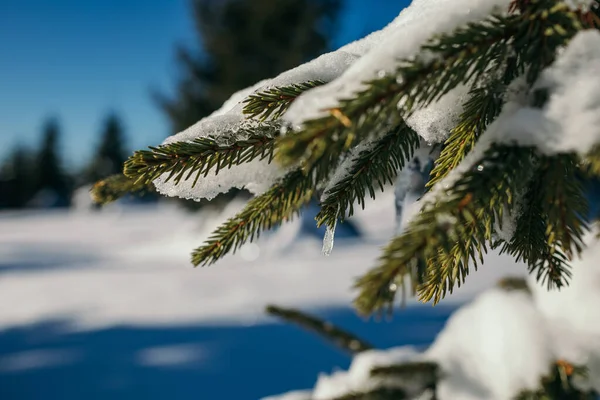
[406,85,469,144]
[312,347,420,400]
[427,289,554,399]
[497,30,600,156]
[285,0,511,128]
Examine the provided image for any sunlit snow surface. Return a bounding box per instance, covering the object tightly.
[0,193,523,330]
[0,193,532,399]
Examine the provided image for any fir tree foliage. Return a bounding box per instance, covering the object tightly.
[105,0,600,318]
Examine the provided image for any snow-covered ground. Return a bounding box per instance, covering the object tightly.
[0,192,528,399]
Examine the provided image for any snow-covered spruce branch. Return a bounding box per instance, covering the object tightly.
[266,305,374,355]
[275,13,520,169]
[243,80,325,121]
[90,174,154,205]
[316,124,420,230]
[191,169,314,266]
[110,0,600,316]
[354,145,535,313]
[124,122,280,187]
[277,1,587,171]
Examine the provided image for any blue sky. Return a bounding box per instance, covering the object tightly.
[0,0,409,170]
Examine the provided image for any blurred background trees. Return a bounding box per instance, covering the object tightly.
[1,119,72,209]
[0,145,35,208]
[156,0,341,134]
[0,0,342,210]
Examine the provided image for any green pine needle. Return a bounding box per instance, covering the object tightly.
[90,174,154,205]
[316,124,420,229]
[191,169,314,266]
[242,80,325,121]
[124,123,280,186]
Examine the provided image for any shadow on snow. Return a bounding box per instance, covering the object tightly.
[0,306,453,400]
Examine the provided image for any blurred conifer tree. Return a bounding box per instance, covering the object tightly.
[85,113,128,184]
[156,0,340,135]
[31,118,72,208]
[0,146,35,208]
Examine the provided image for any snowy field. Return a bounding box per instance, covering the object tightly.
[0,192,528,399]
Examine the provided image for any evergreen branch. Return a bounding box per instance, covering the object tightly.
[537,155,588,286]
[330,388,408,400]
[277,1,583,171]
[316,124,420,229]
[124,123,280,186]
[276,14,519,169]
[427,83,504,188]
[189,132,345,267]
[502,155,588,290]
[242,80,325,121]
[265,305,373,354]
[90,174,154,205]
[191,169,314,266]
[354,146,534,315]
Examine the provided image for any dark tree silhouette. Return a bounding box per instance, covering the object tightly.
[156,0,341,134]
